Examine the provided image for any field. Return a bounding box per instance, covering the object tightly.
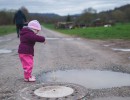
[0,25,16,36]
[0,23,130,40]
[42,23,130,40]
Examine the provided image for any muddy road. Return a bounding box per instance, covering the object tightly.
[0,27,130,100]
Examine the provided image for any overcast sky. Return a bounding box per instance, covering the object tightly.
[0,0,130,15]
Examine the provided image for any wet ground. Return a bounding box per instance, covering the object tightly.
[0,27,130,100]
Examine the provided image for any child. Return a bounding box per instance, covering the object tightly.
[18,20,45,82]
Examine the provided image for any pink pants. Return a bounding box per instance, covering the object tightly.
[19,54,33,79]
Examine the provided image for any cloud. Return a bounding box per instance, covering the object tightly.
[0,0,130,15]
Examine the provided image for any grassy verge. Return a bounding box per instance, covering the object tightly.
[0,25,16,36]
[42,23,130,40]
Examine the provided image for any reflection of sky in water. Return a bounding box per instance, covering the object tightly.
[0,49,12,54]
[103,45,110,47]
[112,48,130,52]
[93,96,130,100]
[46,37,80,41]
[0,37,12,42]
[42,69,130,89]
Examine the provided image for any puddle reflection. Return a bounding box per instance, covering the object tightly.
[0,38,12,42]
[112,48,130,52]
[46,37,80,41]
[0,49,12,54]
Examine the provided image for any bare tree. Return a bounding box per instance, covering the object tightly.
[83,7,97,14]
[111,10,125,22]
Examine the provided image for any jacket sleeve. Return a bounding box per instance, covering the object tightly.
[28,33,45,43]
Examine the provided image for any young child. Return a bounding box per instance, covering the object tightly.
[18,20,45,82]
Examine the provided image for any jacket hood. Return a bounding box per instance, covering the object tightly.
[20,27,33,36]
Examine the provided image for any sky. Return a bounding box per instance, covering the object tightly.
[0,0,130,16]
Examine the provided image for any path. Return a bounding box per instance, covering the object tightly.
[0,27,130,100]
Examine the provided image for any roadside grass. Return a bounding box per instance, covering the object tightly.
[0,25,16,36]
[0,23,130,40]
[42,23,130,40]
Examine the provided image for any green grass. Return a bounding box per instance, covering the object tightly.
[0,25,16,36]
[1,23,129,40]
[42,23,130,40]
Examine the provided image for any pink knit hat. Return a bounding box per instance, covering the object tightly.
[28,20,41,31]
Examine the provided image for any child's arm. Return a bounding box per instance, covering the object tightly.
[29,33,45,43]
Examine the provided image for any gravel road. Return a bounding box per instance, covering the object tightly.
[0,27,130,100]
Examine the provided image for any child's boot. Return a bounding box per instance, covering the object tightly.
[24,76,36,82]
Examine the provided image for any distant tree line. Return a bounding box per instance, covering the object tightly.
[75,4,130,26]
[0,4,130,25]
[0,6,63,25]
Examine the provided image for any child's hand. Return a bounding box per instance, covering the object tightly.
[44,41,46,44]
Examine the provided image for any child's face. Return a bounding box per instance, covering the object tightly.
[34,29,40,34]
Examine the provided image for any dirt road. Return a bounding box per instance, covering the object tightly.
[0,27,130,100]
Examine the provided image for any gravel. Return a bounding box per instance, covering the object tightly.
[0,27,130,100]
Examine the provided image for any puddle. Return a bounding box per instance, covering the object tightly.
[103,45,110,47]
[93,96,130,100]
[103,44,115,47]
[112,48,130,52]
[46,37,80,41]
[0,49,12,54]
[40,69,130,89]
[46,37,60,40]
[63,38,80,41]
[0,37,12,42]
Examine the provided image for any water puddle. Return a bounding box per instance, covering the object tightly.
[103,45,110,47]
[63,38,80,41]
[46,37,60,40]
[0,49,12,54]
[46,37,80,41]
[93,96,130,100]
[112,48,130,52]
[0,37,12,42]
[40,69,130,89]
[103,44,115,47]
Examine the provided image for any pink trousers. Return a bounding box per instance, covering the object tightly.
[19,54,33,79]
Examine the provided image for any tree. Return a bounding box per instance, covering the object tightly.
[0,10,14,25]
[77,7,97,25]
[111,10,125,22]
[66,14,71,22]
[83,7,97,14]
[123,7,130,22]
